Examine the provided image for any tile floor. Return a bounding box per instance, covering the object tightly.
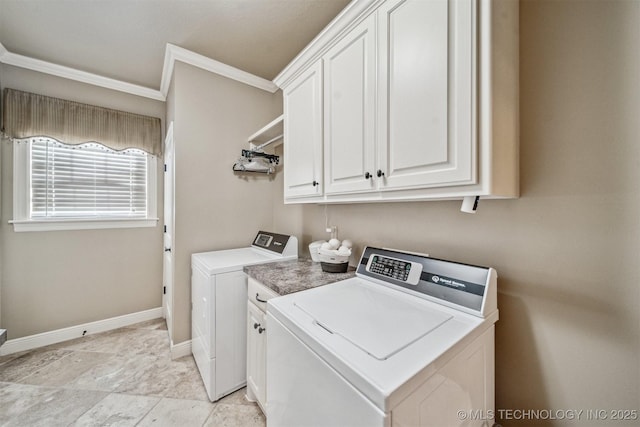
[0,318,266,427]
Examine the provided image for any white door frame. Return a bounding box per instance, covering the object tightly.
[163,122,175,340]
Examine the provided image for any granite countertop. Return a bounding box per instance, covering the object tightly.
[244,258,356,296]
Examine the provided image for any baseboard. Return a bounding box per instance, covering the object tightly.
[170,339,192,360]
[0,307,163,356]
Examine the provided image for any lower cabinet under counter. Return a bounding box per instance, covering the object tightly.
[246,277,279,412]
[244,259,356,415]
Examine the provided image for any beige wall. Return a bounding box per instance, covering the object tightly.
[169,61,282,344]
[0,64,165,338]
[281,1,640,424]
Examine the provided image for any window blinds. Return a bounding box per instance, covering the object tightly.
[30,138,148,218]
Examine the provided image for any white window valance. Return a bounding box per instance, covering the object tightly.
[2,88,162,156]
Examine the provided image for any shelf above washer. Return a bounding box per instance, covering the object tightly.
[247,115,283,148]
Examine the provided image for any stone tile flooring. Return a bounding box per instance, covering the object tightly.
[0,318,266,426]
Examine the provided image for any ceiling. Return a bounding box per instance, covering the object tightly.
[0,0,351,90]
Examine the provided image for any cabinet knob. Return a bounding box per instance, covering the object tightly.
[312,180,319,187]
[365,172,371,179]
[258,327,266,334]
[253,323,260,329]
[377,170,385,178]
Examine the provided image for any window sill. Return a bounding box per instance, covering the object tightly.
[10,218,159,232]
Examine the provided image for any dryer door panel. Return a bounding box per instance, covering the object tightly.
[214,270,249,400]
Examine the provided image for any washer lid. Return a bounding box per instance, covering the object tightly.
[293,280,452,360]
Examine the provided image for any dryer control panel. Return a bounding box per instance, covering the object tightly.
[251,231,298,257]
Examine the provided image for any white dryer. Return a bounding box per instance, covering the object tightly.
[267,247,498,427]
[191,231,297,402]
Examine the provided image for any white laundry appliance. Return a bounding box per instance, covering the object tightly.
[191,231,298,402]
[267,246,498,427]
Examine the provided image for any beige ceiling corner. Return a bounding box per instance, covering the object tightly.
[0,42,278,101]
[0,42,164,101]
[159,44,279,97]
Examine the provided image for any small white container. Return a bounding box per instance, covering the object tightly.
[308,241,325,262]
[318,248,350,264]
[318,248,350,273]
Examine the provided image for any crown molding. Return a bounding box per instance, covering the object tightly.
[0,42,165,101]
[273,0,383,89]
[160,43,278,96]
[0,41,278,101]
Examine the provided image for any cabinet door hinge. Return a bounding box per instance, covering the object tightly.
[163,286,166,295]
[164,225,167,233]
[164,164,167,172]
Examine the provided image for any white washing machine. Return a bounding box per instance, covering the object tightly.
[191,231,298,402]
[267,247,498,427]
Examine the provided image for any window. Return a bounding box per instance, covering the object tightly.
[12,137,158,232]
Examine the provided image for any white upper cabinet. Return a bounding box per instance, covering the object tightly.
[283,61,323,199]
[377,0,474,191]
[323,15,377,195]
[275,0,519,204]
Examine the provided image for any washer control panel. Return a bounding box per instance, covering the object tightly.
[366,254,423,285]
[357,247,494,316]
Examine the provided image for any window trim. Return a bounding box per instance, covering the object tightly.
[11,139,159,232]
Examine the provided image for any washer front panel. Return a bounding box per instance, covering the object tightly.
[268,277,490,411]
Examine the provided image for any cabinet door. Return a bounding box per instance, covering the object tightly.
[283,61,323,199]
[247,302,267,408]
[377,0,476,190]
[323,15,376,194]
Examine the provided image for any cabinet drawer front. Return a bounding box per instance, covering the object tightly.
[248,277,280,312]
